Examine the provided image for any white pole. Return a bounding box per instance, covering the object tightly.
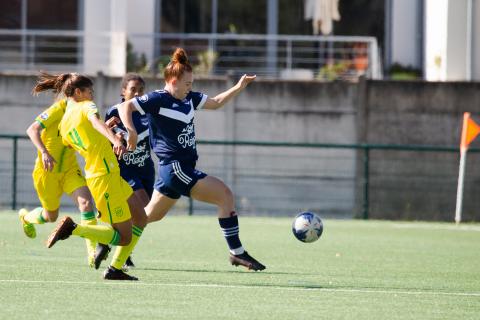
[455,149,467,224]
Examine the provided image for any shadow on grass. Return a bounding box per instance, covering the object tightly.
[136,266,315,276]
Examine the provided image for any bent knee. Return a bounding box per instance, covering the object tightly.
[220,186,234,206]
[44,210,59,222]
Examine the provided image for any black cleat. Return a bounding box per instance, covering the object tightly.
[229,251,266,271]
[103,266,138,281]
[124,256,135,268]
[46,216,76,248]
[94,243,111,270]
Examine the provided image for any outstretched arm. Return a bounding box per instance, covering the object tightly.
[26,121,56,171]
[117,99,138,151]
[203,74,256,110]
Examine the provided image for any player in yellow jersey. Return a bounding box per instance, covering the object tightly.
[20,85,98,267]
[37,72,147,281]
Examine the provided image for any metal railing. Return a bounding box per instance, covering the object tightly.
[2,134,478,221]
[0,29,382,80]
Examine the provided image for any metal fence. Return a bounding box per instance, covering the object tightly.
[2,135,478,221]
[0,29,381,80]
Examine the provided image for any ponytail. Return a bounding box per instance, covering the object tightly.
[164,47,193,81]
[32,72,93,97]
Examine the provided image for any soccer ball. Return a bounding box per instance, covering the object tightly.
[292,212,323,243]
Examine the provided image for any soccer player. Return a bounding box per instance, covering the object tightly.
[37,72,147,280]
[118,48,266,271]
[20,86,98,267]
[94,73,155,269]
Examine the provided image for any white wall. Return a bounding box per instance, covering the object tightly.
[83,0,128,76]
[391,0,421,68]
[446,0,469,80]
[424,0,448,81]
[424,0,473,81]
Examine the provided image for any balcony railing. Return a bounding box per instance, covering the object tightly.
[0,29,381,80]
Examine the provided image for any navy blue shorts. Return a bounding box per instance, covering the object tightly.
[121,171,155,198]
[154,161,207,199]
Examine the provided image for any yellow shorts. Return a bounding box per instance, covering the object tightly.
[32,162,87,211]
[87,173,133,225]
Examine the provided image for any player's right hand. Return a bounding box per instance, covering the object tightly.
[112,138,127,159]
[105,116,120,129]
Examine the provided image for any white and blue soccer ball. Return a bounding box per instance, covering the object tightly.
[292,211,323,243]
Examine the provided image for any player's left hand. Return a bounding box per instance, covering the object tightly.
[237,74,256,90]
[126,130,138,152]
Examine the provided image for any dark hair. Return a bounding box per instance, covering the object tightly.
[32,72,93,97]
[164,47,193,81]
[121,73,145,90]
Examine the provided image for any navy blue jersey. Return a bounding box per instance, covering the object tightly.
[133,90,208,165]
[105,104,155,176]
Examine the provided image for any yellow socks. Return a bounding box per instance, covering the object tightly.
[110,225,143,270]
[80,211,98,267]
[72,224,120,245]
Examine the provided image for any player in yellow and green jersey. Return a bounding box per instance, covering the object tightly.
[36,72,147,281]
[21,93,98,267]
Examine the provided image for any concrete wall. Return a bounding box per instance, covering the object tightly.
[359,80,480,221]
[1,74,479,221]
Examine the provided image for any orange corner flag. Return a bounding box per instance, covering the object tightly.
[460,112,480,152]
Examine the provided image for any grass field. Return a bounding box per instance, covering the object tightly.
[1,211,479,320]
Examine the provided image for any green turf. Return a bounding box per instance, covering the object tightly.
[1,211,479,320]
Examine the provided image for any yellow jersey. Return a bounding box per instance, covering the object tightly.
[34,99,77,173]
[59,99,119,179]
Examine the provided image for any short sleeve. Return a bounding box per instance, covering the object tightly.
[105,105,119,122]
[190,91,208,110]
[133,91,163,115]
[35,100,65,129]
[82,101,99,120]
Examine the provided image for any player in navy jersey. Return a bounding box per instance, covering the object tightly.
[94,73,155,270]
[118,48,265,271]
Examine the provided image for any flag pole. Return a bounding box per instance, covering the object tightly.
[455,112,480,224]
[455,148,467,224]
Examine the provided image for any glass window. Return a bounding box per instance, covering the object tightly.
[161,0,212,33]
[0,0,22,29]
[279,0,310,35]
[27,0,78,30]
[217,0,266,34]
[335,0,385,47]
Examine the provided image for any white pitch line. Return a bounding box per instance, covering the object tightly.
[0,279,479,298]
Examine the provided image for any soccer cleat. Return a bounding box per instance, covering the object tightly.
[18,208,36,239]
[229,251,266,271]
[46,216,76,248]
[94,243,111,270]
[103,266,138,281]
[125,256,135,268]
[122,255,136,272]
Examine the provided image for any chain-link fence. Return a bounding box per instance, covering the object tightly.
[1,135,479,221]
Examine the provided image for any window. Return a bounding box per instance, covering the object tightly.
[27,0,78,30]
[0,0,22,29]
